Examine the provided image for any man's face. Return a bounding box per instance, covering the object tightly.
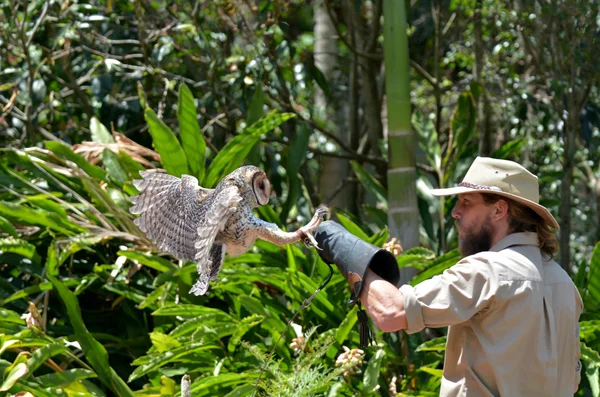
[451,193,495,257]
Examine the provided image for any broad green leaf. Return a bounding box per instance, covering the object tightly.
[150,332,181,353]
[0,201,85,236]
[102,149,128,186]
[581,342,600,397]
[413,110,441,172]
[138,284,167,310]
[33,369,96,388]
[90,117,115,144]
[26,343,66,373]
[0,339,21,356]
[44,141,107,180]
[222,384,255,397]
[145,108,190,177]
[118,150,146,182]
[0,308,25,325]
[396,247,436,270]
[286,244,297,272]
[587,241,600,306]
[0,238,40,265]
[367,227,390,247]
[46,242,59,276]
[0,215,18,237]
[335,213,370,241]
[362,348,385,394]
[450,91,476,153]
[415,336,447,352]
[411,250,460,286]
[3,279,80,304]
[333,305,358,349]
[418,367,444,377]
[160,375,177,396]
[227,314,265,354]
[491,138,525,159]
[129,343,220,381]
[204,112,294,187]
[247,85,265,125]
[137,81,148,109]
[0,362,28,392]
[117,251,176,273]
[350,161,388,210]
[188,373,258,395]
[103,283,146,304]
[574,260,587,293]
[153,304,232,319]
[177,83,206,181]
[49,276,134,397]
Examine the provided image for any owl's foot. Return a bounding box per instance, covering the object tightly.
[297,206,330,249]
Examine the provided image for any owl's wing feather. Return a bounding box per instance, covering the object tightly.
[189,186,242,296]
[130,172,212,262]
[209,244,226,281]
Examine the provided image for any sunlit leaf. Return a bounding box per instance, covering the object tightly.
[227,314,265,354]
[350,161,388,210]
[90,117,115,144]
[49,276,134,397]
[145,108,190,177]
[362,348,385,394]
[178,83,206,182]
[0,362,28,392]
[204,112,294,188]
[129,343,220,382]
[33,369,97,388]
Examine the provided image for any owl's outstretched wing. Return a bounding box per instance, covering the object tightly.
[189,186,242,296]
[130,171,212,262]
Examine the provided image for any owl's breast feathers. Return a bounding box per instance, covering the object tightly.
[217,207,257,256]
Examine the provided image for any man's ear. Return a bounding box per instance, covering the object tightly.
[493,199,510,221]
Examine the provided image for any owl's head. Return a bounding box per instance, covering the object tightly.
[224,165,271,207]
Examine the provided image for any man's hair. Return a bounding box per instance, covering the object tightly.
[481,194,559,259]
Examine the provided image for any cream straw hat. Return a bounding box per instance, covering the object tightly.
[430,157,559,229]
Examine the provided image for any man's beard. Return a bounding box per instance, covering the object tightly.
[458,218,494,257]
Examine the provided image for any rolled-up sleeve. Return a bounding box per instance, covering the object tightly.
[399,256,499,334]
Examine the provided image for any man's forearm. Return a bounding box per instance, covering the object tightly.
[360,269,408,332]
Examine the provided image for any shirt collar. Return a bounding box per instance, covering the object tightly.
[490,232,539,252]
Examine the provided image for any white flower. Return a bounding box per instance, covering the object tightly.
[289,322,307,352]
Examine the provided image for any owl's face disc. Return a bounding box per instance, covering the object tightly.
[252,172,271,205]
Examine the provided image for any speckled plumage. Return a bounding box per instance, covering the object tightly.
[130,166,329,296]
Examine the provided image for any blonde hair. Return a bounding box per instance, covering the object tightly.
[482,194,559,259]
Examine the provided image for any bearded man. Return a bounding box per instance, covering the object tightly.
[315,157,582,397]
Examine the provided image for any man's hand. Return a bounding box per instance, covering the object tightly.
[314,221,400,305]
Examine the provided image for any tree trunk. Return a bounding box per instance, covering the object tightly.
[315,2,350,210]
[474,0,492,156]
[384,0,420,277]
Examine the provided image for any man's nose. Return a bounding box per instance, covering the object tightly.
[451,206,460,219]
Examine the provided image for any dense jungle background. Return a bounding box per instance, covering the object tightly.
[1,0,600,395]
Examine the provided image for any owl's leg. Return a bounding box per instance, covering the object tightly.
[296,206,330,248]
[252,206,330,248]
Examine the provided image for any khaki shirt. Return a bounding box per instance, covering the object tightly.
[400,232,583,397]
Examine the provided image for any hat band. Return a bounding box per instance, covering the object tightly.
[458,182,503,192]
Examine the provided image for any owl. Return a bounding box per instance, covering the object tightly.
[130,166,330,296]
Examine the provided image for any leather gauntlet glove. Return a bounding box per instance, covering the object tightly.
[314,221,400,305]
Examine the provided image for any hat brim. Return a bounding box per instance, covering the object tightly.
[430,186,560,230]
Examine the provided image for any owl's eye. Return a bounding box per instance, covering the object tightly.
[252,174,271,206]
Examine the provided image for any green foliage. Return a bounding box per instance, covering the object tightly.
[1,0,598,395]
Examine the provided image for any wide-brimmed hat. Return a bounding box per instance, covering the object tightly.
[430,156,559,229]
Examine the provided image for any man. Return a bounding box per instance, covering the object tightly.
[315,157,583,397]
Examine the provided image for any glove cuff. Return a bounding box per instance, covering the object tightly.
[315,221,400,305]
